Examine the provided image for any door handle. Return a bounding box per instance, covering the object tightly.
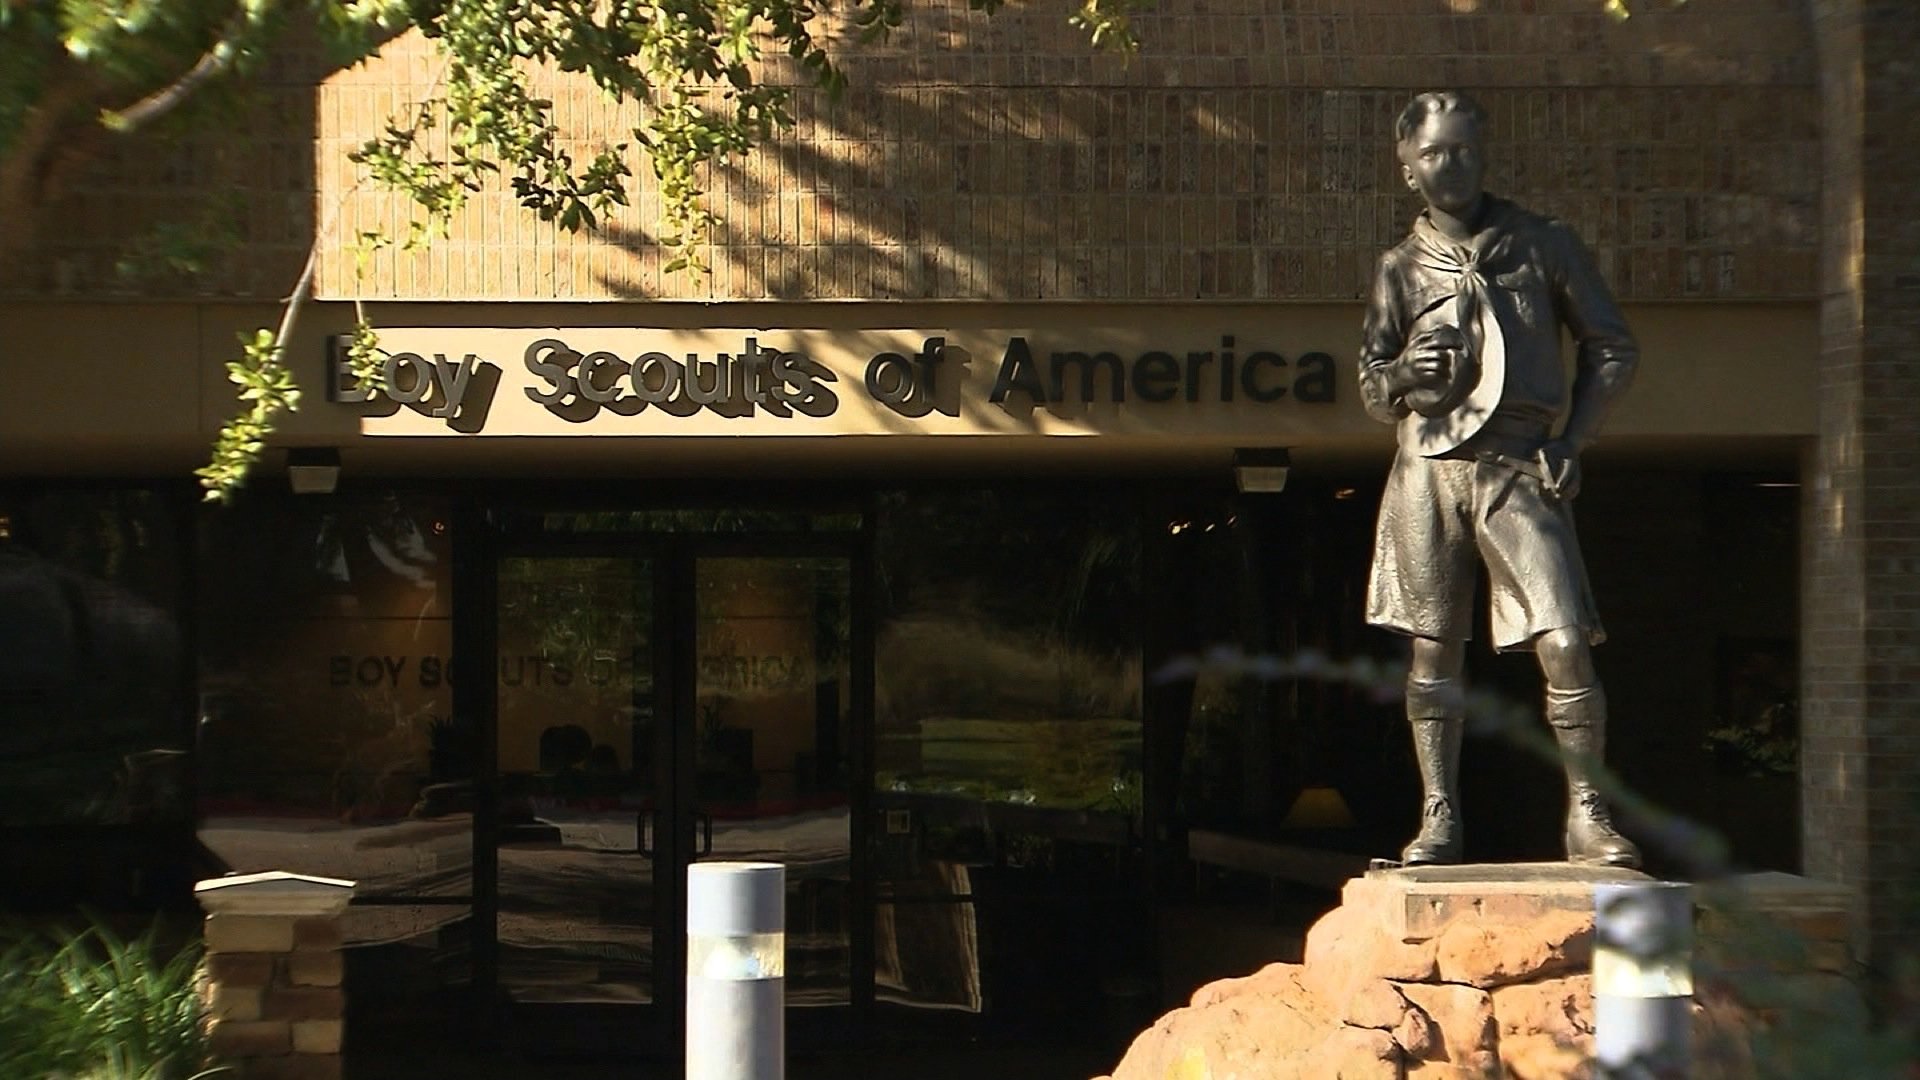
[637,809,655,856]
[696,811,714,858]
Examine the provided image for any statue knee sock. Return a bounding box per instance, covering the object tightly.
[1401,676,1465,865]
[1407,675,1466,724]
[1543,682,1641,867]
[1545,683,1605,731]
[1544,682,1608,787]
[1406,675,1465,801]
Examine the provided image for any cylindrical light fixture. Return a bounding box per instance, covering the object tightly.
[1233,447,1292,493]
[687,861,786,1080]
[285,447,342,495]
[1593,880,1692,1078]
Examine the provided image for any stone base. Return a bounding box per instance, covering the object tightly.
[1353,862,1651,941]
[1096,865,1861,1080]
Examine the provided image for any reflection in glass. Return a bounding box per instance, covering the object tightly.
[343,903,474,1033]
[694,556,852,1007]
[872,490,1146,1020]
[0,490,185,832]
[196,494,469,910]
[496,556,655,1004]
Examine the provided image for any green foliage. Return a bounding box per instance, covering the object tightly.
[113,193,245,281]
[195,328,300,502]
[342,310,384,390]
[0,918,224,1080]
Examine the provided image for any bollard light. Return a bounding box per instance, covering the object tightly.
[1592,880,1692,1079]
[687,862,785,1080]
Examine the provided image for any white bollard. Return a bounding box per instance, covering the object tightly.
[687,862,786,1080]
[1592,880,1692,1078]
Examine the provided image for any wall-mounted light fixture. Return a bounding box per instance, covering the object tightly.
[286,447,342,495]
[1233,447,1292,494]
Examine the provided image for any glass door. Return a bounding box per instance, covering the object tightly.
[483,542,859,1055]
[690,556,853,1009]
[493,555,664,1012]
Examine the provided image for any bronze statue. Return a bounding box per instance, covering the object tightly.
[1359,91,1641,868]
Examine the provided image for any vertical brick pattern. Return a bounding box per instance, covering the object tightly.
[0,54,326,298]
[200,914,348,1080]
[3,0,1817,301]
[309,0,1820,301]
[1803,0,1920,973]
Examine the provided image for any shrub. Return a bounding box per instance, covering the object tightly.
[0,919,225,1080]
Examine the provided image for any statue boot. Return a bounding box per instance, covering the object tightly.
[1546,684,1642,868]
[1400,676,1465,865]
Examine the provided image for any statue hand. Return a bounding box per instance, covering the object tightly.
[1538,439,1582,501]
[1395,333,1459,395]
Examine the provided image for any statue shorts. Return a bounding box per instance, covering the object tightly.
[1365,444,1605,652]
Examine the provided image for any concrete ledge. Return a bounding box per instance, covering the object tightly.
[1349,862,1653,942]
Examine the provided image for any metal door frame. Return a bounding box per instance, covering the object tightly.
[457,503,874,1057]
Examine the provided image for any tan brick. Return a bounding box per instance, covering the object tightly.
[291,1020,344,1054]
[207,1018,292,1058]
[205,915,296,955]
[286,951,343,987]
[208,985,264,1022]
[262,987,345,1022]
[208,952,280,987]
[290,918,343,951]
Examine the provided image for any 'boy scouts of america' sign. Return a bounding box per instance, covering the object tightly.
[328,328,1340,437]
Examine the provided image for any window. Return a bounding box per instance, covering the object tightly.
[872,488,1145,1021]
[196,493,469,925]
[0,489,187,829]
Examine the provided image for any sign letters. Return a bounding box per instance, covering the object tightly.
[329,328,1341,436]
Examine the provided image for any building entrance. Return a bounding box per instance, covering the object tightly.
[481,528,858,1056]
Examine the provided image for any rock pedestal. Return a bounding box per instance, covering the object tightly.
[194,871,356,1080]
[1098,865,1862,1080]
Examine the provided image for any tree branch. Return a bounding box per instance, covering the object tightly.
[101,8,258,134]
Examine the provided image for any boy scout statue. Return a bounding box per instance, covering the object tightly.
[1359,91,1641,868]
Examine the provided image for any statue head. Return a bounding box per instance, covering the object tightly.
[1395,91,1488,220]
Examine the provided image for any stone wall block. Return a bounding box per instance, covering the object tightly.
[1391,1003,1434,1059]
[1394,983,1496,1064]
[262,987,346,1022]
[1432,911,1591,988]
[205,915,297,955]
[1306,1025,1401,1079]
[208,952,279,987]
[287,951,344,987]
[291,1019,346,1054]
[1499,1032,1593,1079]
[1339,977,1408,1030]
[207,1018,292,1058]
[208,985,265,1022]
[1408,1050,1501,1078]
[292,917,344,951]
[1491,975,1593,1042]
[195,872,355,1080]
[1108,867,1865,1080]
[1304,894,1438,1001]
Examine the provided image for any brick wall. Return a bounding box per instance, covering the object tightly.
[313,0,1818,301]
[1803,0,1920,975]
[9,0,1817,302]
